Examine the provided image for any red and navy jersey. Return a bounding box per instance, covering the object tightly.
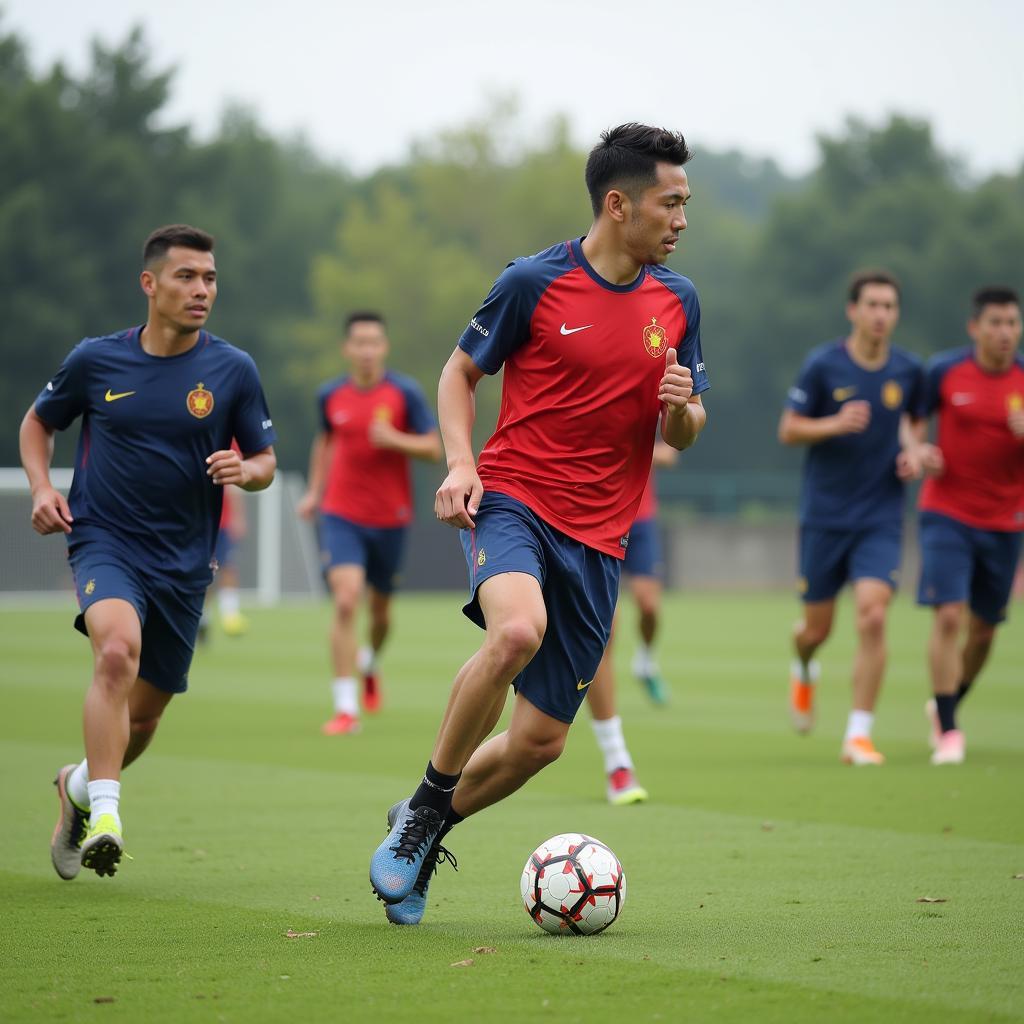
[317,371,435,528]
[34,327,276,589]
[786,339,924,529]
[919,347,1024,531]
[458,237,708,558]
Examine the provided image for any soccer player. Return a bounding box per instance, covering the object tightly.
[917,286,1024,765]
[369,123,708,925]
[297,312,441,734]
[778,270,926,765]
[20,224,277,879]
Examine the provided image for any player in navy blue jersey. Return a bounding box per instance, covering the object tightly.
[20,224,277,879]
[778,270,927,765]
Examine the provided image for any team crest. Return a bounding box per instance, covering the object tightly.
[642,317,668,357]
[1007,393,1023,412]
[187,383,214,418]
[374,405,392,422]
[84,579,96,596]
[881,380,903,409]
[477,548,487,567]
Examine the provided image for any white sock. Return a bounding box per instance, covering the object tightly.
[357,646,376,674]
[68,760,90,809]
[845,710,874,741]
[218,588,241,617]
[87,779,121,828]
[632,644,657,676]
[791,658,821,685]
[591,715,633,774]
[332,677,358,716]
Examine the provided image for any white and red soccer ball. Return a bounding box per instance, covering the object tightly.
[520,833,626,935]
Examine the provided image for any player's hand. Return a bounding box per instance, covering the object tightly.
[658,348,693,410]
[297,491,319,520]
[30,485,73,535]
[834,399,871,434]
[369,420,402,450]
[206,448,247,487]
[1008,409,1024,439]
[895,446,926,481]
[918,442,944,476]
[435,460,484,529]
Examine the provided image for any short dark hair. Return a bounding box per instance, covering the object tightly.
[585,123,693,217]
[345,311,386,334]
[971,285,1020,317]
[848,269,901,304]
[143,224,214,267]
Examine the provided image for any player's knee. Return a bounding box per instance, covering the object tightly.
[969,620,996,648]
[332,592,359,621]
[856,603,888,640]
[799,621,830,648]
[513,730,566,775]
[129,715,161,737]
[934,604,964,637]
[93,637,139,687]
[488,618,544,674]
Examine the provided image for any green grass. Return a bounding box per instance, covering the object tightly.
[1,591,1022,1023]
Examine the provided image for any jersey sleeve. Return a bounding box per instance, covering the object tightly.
[677,287,710,396]
[457,260,539,374]
[316,382,333,434]
[33,341,91,431]
[785,352,825,416]
[230,354,277,455]
[398,378,436,435]
[905,355,927,418]
[919,354,950,417]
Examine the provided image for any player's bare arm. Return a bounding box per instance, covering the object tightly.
[206,446,276,491]
[435,348,485,528]
[778,400,871,446]
[368,420,443,461]
[659,348,705,450]
[297,433,330,519]
[19,406,74,535]
[652,439,680,469]
[1008,408,1024,440]
[895,414,941,480]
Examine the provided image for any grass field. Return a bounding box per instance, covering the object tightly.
[1,591,1022,1023]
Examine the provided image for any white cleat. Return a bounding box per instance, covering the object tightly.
[931,730,965,766]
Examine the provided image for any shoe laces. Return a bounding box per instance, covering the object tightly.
[69,804,89,849]
[412,842,458,896]
[389,808,440,864]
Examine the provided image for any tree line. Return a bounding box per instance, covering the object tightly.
[3,25,1022,491]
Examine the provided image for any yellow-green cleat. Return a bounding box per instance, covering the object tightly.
[80,814,124,878]
[607,767,649,805]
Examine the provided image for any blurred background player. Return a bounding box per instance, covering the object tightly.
[778,270,926,765]
[21,224,276,879]
[199,447,249,642]
[586,440,678,805]
[298,312,441,735]
[916,285,1024,765]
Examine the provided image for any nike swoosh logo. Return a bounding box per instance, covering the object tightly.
[832,386,857,401]
[560,323,594,335]
[105,389,136,402]
[577,679,592,691]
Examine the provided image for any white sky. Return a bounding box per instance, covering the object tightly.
[5,0,1023,177]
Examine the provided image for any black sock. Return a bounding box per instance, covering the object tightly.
[438,808,465,844]
[935,694,957,733]
[409,761,461,816]
[954,678,973,707]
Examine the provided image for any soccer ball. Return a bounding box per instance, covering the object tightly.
[520,833,626,935]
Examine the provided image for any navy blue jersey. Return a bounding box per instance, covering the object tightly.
[34,326,276,588]
[786,339,924,529]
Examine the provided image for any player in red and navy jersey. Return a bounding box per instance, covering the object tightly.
[778,270,927,765]
[585,441,678,806]
[298,312,441,735]
[916,286,1024,765]
[20,225,277,879]
[369,123,709,925]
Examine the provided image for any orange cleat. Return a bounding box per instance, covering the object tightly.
[840,735,885,766]
[321,712,361,736]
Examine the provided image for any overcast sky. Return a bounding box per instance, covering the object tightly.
[6,0,1023,177]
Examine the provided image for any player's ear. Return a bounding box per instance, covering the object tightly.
[140,269,158,298]
[604,188,628,224]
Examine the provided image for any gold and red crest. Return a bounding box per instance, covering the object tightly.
[1007,393,1023,413]
[187,382,214,418]
[642,317,668,358]
[374,405,393,422]
[881,380,903,410]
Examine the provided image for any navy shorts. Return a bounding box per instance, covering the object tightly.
[68,546,204,694]
[320,513,407,594]
[798,522,903,602]
[917,511,1022,625]
[623,517,663,578]
[459,492,620,724]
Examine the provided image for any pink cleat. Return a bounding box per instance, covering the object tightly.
[931,730,965,766]
[321,712,361,736]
